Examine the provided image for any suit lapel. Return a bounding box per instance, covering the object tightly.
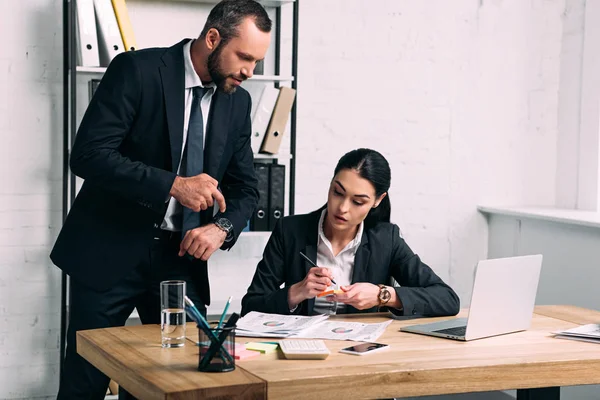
[303,212,320,315]
[204,90,231,177]
[159,40,188,173]
[351,231,370,285]
[303,243,318,315]
[346,233,371,314]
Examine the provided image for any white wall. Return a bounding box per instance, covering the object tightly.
[556,0,586,209]
[295,0,564,303]
[0,0,575,398]
[0,0,63,398]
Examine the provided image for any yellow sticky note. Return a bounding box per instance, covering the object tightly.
[245,342,279,353]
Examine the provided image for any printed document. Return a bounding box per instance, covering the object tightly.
[236,312,391,342]
[553,324,600,344]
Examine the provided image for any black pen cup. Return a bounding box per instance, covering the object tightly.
[198,325,236,372]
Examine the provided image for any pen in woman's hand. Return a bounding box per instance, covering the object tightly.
[299,251,337,285]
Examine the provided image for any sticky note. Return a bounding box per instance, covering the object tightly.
[235,349,261,360]
[245,342,279,353]
[317,289,343,298]
[233,343,247,352]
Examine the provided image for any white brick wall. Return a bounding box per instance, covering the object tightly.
[0,0,63,397]
[1,0,572,398]
[295,0,564,302]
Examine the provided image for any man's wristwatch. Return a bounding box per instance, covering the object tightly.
[377,284,392,307]
[213,217,234,242]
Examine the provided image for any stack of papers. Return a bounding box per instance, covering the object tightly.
[553,324,600,344]
[236,312,392,342]
[236,313,329,338]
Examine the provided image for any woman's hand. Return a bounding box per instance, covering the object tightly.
[332,282,380,310]
[288,267,334,309]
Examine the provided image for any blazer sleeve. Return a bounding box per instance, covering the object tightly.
[389,225,460,317]
[69,52,176,213]
[241,219,294,316]
[216,91,259,249]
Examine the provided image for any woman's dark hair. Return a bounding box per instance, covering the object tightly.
[200,0,272,46]
[333,148,391,228]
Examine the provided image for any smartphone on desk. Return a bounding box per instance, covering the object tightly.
[339,342,389,356]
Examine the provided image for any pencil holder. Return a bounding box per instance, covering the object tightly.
[198,325,236,373]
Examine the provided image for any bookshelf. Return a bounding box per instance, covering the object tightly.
[60,0,299,386]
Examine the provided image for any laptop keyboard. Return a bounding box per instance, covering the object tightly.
[433,326,467,336]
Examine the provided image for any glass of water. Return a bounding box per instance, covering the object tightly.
[160,280,186,348]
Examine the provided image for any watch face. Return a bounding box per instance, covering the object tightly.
[379,288,391,303]
[217,218,233,232]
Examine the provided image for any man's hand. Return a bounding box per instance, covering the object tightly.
[170,173,226,213]
[179,223,227,261]
[332,282,380,310]
[287,267,335,309]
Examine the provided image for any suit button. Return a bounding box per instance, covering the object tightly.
[153,223,159,228]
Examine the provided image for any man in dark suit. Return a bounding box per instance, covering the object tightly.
[51,1,271,398]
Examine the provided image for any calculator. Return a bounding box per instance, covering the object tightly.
[279,339,330,360]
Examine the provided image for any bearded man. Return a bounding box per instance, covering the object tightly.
[51,1,270,398]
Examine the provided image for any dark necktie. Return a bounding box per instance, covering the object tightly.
[181,86,208,236]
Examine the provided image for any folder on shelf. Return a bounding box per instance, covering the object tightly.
[242,81,266,123]
[93,0,125,67]
[268,164,285,231]
[260,87,296,154]
[250,163,270,231]
[111,0,137,52]
[88,78,102,101]
[254,59,264,75]
[75,0,100,67]
[251,86,279,154]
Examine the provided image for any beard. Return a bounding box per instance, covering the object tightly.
[207,43,239,94]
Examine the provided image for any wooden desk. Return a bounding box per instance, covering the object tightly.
[77,306,600,399]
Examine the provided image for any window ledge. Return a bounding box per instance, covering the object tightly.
[477,205,600,230]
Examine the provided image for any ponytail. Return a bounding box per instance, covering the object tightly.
[364,193,391,228]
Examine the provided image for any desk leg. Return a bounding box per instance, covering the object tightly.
[517,387,560,400]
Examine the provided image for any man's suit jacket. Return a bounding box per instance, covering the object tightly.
[51,39,259,305]
[241,210,460,317]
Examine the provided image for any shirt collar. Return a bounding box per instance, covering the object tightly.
[183,40,216,91]
[317,209,363,254]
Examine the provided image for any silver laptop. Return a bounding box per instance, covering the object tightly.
[401,254,543,341]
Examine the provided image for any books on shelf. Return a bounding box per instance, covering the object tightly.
[553,324,600,344]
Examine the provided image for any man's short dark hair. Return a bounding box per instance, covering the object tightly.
[200,0,272,45]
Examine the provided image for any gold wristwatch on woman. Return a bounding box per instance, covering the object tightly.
[377,284,392,307]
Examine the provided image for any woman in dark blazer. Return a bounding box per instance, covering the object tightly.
[241,148,460,317]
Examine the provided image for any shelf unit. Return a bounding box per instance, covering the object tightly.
[75,65,294,81]
[60,0,299,382]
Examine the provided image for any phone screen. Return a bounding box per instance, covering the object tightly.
[342,342,388,353]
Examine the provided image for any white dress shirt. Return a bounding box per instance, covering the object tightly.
[161,40,216,231]
[313,209,364,315]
